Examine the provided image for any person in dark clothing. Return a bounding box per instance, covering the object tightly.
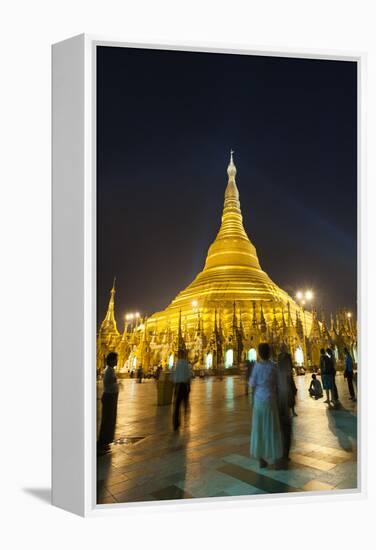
[97,352,119,455]
[245,360,255,395]
[172,348,192,431]
[308,373,323,399]
[320,348,335,405]
[137,365,143,383]
[276,344,296,466]
[326,348,339,403]
[344,347,356,400]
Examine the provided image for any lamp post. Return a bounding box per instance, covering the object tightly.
[125,311,141,332]
[296,289,314,367]
[346,311,352,332]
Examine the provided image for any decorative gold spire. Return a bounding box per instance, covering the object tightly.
[202,152,261,272]
[149,154,306,327]
[177,309,186,352]
[227,149,237,180]
[100,277,119,336]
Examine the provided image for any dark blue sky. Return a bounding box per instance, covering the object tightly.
[97,46,357,329]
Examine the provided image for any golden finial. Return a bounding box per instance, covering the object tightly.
[227,149,237,180]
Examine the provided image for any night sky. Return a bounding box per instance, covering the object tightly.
[97,46,357,330]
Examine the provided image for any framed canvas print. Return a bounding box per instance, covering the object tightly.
[52,35,365,516]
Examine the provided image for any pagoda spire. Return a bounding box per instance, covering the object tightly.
[214,308,218,333]
[259,302,267,334]
[272,307,279,335]
[177,309,186,352]
[100,277,119,336]
[252,301,257,326]
[287,302,293,326]
[232,301,238,330]
[203,152,261,274]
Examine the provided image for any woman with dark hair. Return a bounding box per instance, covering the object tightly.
[277,343,297,466]
[249,343,282,469]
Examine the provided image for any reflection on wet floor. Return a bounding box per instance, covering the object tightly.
[97,374,357,504]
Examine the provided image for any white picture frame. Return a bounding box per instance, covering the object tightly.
[52,34,366,517]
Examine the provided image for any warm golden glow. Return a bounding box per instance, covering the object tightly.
[97,154,357,373]
[305,290,314,301]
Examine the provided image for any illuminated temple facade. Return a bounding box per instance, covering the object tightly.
[97,154,357,372]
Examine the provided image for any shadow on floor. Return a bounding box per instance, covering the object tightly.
[326,404,357,452]
[23,488,51,504]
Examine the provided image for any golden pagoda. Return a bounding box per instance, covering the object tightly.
[97,153,357,372]
[144,152,309,366]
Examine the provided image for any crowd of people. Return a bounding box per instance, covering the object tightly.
[247,343,357,470]
[97,345,357,458]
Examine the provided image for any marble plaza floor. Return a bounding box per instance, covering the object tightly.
[97,374,358,505]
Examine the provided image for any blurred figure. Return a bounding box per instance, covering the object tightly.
[308,373,323,399]
[155,365,162,381]
[245,359,255,395]
[320,348,334,405]
[344,347,356,400]
[97,352,119,455]
[276,344,296,466]
[249,343,282,469]
[326,348,339,403]
[137,365,143,384]
[172,348,192,431]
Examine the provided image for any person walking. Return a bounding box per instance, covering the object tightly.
[276,344,296,466]
[320,348,334,405]
[344,347,356,400]
[137,365,143,384]
[326,348,339,403]
[249,343,282,469]
[97,352,119,455]
[172,348,192,431]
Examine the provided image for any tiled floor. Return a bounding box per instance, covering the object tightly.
[97,374,358,504]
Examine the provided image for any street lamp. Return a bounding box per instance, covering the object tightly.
[347,311,352,332]
[125,312,141,331]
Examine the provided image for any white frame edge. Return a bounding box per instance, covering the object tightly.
[51,34,366,517]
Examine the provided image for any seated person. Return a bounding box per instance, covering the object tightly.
[308,374,323,399]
